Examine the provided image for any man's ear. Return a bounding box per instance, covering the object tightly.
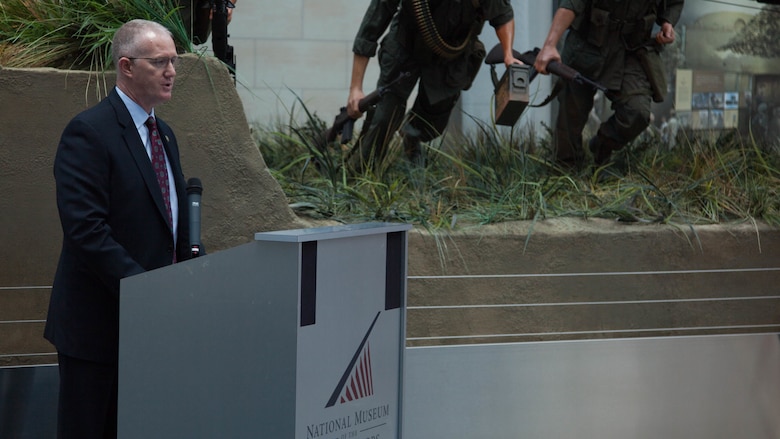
[117,57,133,76]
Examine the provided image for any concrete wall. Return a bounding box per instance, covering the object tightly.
[406,218,780,346]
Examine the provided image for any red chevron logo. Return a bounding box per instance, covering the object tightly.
[326,312,380,407]
[338,343,374,404]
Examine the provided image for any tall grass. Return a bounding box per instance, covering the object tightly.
[255,105,780,231]
[0,0,189,70]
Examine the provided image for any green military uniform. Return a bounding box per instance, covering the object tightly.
[179,0,212,45]
[554,0,684,166]
[352,0,514,165]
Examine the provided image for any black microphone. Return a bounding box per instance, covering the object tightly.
[186,177,203,258]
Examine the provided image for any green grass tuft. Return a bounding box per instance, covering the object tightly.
[255,106,780,231]
[0,0,189,70]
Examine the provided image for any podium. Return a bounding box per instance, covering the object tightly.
[118,222,411,438]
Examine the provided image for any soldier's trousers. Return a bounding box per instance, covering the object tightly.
[355,42,460,168]
[554,52,653,165]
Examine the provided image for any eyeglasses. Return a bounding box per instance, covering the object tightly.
[125,56,179,69]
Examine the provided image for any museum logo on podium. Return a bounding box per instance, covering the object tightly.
[325,312,380,408]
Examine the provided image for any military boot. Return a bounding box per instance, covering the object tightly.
[588,135,612,166]
[588,135,626,181]
[403,134,425,167]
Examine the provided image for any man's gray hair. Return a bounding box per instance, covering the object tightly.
[111,19,173,68]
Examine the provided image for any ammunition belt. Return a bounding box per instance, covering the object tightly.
[409,0,474,60]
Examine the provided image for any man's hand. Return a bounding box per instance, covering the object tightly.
[655,22,676,45]
[495,20,522,68]
[210,1,235,23]
[346,54,370,119]
[347,88,366,119]
[534,45,560,75]
[534,8,574,75]
[505,55,523,67]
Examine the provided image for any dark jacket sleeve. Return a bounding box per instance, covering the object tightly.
[353,0,401,57]
[658,0,684,26]
[54,110,146,297]
[483,0,514,28]
[558,0,587,16]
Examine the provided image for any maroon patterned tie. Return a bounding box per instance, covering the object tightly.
[145,117,174,230]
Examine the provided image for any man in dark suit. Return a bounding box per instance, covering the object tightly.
[44,19,190,439]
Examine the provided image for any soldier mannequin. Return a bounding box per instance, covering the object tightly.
[178,0,236,45]
[347,0,521,170]
[535,0,684,170]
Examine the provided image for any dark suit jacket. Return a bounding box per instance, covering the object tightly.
[45,88,190,364]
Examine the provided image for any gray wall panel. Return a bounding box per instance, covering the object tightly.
[403,334,780,439]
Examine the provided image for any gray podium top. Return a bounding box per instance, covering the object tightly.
[255,221,412,243]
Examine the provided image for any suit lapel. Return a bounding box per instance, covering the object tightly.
[108,90,173,232]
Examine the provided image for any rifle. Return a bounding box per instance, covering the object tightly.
[516,47,608,95]
[325,72,411,144]
[211,0,236,80]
